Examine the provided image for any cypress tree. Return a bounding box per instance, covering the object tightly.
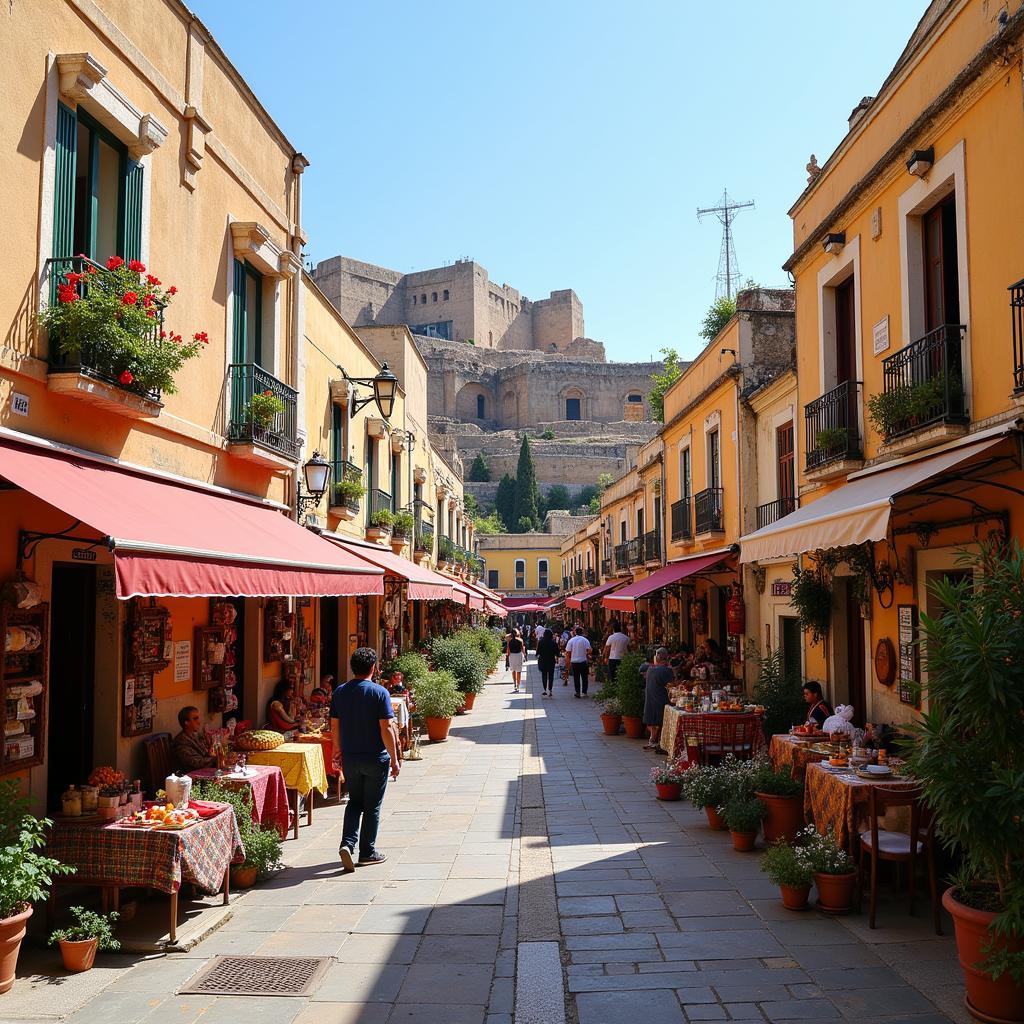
[469,451,491,482]
[495,474,517,530]
[513,434,540,531]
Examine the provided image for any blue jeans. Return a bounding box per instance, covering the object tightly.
[341,755,389,858]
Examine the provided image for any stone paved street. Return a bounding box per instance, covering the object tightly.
[10,655,967,1024]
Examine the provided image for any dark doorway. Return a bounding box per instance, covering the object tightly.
[47,564,96,809]
[835,276,857,385]
[923,194,960,332]
[320,596,339,687]
[476,394,486,419]
[781,616,801,680]
[566,397,581,420]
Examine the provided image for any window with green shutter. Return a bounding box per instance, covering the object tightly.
[232,258,263,366]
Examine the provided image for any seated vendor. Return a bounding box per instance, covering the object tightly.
[801,681,833,729]
[172,705,216,772]
[384,668,407,694]
[266,680,299,734]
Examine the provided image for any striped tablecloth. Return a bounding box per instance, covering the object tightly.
[247,742,328,797]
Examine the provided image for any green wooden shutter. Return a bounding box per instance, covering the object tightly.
[331,404,343,466]
[232,258,246,363]
[120,159,144,262]
[52,102,77,260]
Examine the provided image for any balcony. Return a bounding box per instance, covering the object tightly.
[368,488,393,519]
[328,460,363,520]
[227,363,299,467]
[562,576,573,592]
[44,256,165,418]
[1012,279,1024,396]
[694,487,724,535]
[437,535,458,565]
[413,520,434,559]
[671,498,693,543]
[626,537,643,566]
[804,380,863,480]
[876,324,968,455]
[585,567,596,585]
[601,558,612,579]
[643,530,661,564]
[756,496,799,530]
[613,542,631,572]
[574,569,584,588]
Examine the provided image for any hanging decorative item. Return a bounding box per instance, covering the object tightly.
[689,597,708,635]
[194,626,226,690]
[263,598,293,662]
[897,605,921,707]
[127,600,171,673]
[874,637,896,687]
[726,586,746,636]
[2,600,48,771]
[751,565,766,595]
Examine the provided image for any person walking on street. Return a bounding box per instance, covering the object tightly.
[643,647,674,751]
[506,628,525,693]
[331,647,401,873]
[536,626,559,696]
[604,621,630,686]
[565,625,592,698]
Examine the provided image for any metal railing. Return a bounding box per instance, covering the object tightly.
[329,460,363,510]
[414,520,434,552]
[756,496,799,530]
[671,498,692,542]
[585,568,596,584]
[562,576,572,591]
[626,537,643,566]
[613,542,631,571]
[573,569,584,588]
[368,488,393,526]
[804,380,862,470]
[880,324,967,439]
[694,487,724,534]
[44,256,166,404]
[643,530,661,563]
[437,535,458,563]
[227,363,300,460]
[1012,279,1024,393]
[601,558,612,579]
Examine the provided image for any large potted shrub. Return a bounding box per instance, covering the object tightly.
[905,542,1024,1022]
[382,651,430,687]
[723,796,766,852]
[748,643,805,741]
[48,906,120,973]
[413,670,463,742]
[753,761,804,844]
[0,781,74,993]
[428,635,487,711]
[761,840,814,911]
[614,651,647,738]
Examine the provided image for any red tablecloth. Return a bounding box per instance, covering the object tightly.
[189,764,290,839]
[47,803,243,894]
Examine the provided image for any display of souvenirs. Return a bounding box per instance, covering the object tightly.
[2,600,48,772]
[194,625,227,690]
[122,671,156,737]
[263,598,293,662]
[127,601,172,672]
[208,601,241,715]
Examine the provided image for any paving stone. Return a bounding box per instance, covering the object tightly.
[827,985,939,1015]
[566,932,660,950]
[758,999,840,1021]
[353,905,432,934]
[194,997,302,1024]
[682,1006,727,1021]
[291,1005,390,1024]
[387,1006,485,1024]
[336,933,421,963]
[426,905,503,935]
[656,930,786,959]
[488,976,514,1012]
[663,891,751,917]
[576,990,685,1024]
[623,910,676,930]
[785,944,885,969]
[558,896,618,916]
[615,895,668,912]
[561,915,625,935]
[413,934,500,963]
[396,964,493,1005]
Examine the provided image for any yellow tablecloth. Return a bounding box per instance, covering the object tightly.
[246,742,328,797]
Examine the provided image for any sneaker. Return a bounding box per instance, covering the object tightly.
[357,850,387,865]
[339,845,356,873]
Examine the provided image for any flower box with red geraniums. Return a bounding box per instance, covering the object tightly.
[40,255,207,399]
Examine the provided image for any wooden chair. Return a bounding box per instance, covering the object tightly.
[858,785,940,933]
[142,732,173,795]
[699,714,759,765]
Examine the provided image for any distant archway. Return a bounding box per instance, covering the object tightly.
[562,387,585,421]
[454,381,494,422]
[502,391,517,426]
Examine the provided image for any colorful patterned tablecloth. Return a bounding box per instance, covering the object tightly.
[804,761,918,851]
[247,742,328,797]
[47,803,242,894]
[188,765,290,839]
[294,734,338,780]
[661,706,764,762]
[769,734,831,778]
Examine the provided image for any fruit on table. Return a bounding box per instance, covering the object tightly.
[89,766,125,787]
[234,729,284,751]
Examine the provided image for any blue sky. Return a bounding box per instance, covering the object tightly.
[192,1,926,362]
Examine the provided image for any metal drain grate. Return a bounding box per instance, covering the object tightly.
[180,956,330,997]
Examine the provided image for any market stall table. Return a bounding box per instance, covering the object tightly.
[661,706,765,763]
[46,802,242,944]
[245,742,328,839]
[187,764,290,839]
[803,761,919,852]
[293,734,340,801]
[769,734,832,778]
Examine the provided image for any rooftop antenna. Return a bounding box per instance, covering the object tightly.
[697,189,754,300]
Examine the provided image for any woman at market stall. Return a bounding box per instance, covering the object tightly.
[642,647,674,751]
[801,681,833,729]
[266,680,300,735]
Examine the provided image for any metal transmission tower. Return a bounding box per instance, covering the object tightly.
[697,190,754,301]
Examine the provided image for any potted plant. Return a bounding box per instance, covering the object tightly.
[367,508,394,543]
[614,651,647,739]
[427,635,486,712]
[753,761,805,844]
[391,511,415,541]
[246,389,285,430]
[650,759,687,801]
[48,906,120,972]
[761,840,814,911]
[332,472,365,517]
[723,796,766,852]
[413,670,463,742]
[598,696,623,736]
[680,762,733,830]
[748,643,805,742]
[791,565,832,645]
[0,781,75,993]
[905,542,1024,1022]
[814,426,848,457]
[797,825,856,913]
[867,382,912,439]
[237,824,283,886]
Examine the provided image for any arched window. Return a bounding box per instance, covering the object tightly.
[443,289,450,301]
[477,394,486,419]
[421,294,427,304]
[412,294,417,305]
[515,559,526,590]
[566,397,581,420]
[538,559,549,590]
[432,292,438,302]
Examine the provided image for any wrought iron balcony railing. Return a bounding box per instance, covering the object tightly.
[562,576,573,591]
[804,380,862,470]
[585,568,596,584]
[437,535,458,563]
[613,542,630,571]
[879,324,967,439]
[643,529,661,563]
[228,363,300,460]
[694,487,724,534]
[1012,279,1024,393]
[671,498,692,542]
[573,569,584,587]
[601,558,612,579]
[329,460,363,510]
[368,488,393,521]
[414,520,434,552]
[626,537,643,566]
[755,496,799,530]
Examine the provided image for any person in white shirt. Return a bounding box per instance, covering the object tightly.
[564,626,593,698]
[604,622,630,685]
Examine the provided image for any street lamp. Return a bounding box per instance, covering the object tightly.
[296,450,331,523]
[343,362,400,419]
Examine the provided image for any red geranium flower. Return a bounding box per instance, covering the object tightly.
[119,370,135,386]
[146,310,156,318]
[57,284,78,304]
[193,331,209,344]
[122,291,138,305]
[143,294,154,307]
[87,266,98,276]
[167,286,177,296]
[106,256,124,270]
[145,274,161,286]
[128,260,146,273]
[64,271,84,286]
[159,330,167,339]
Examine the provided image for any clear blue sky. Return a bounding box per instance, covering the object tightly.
[191,0,925,362]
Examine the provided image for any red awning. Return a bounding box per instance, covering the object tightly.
[601,550,733,611]
[0,439,384,599]
[565,579,627,610]
[322,534,454,601]
[502,601,550,613]
[485,600,507,616]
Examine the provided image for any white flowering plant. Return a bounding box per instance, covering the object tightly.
[793,824,855,876]
[650,759,688,785]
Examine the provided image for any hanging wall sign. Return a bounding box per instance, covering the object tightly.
[897,604,920,707]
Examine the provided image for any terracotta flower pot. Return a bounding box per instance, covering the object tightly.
[943,886,1024,1023]
[730,830,757,852]
[231,864,258,889]
[757,791,804,844]
[59,937,98,973]
[780,884,811,911]
[705,805,727,830]
[655,782,682,801]
[0,904,32,994]
[600,714,622,736]
[622,716,646,739]
[425,716,452,742]
[462,692,476,712]
[814,870,857,913]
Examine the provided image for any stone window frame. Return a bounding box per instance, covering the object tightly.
[443,289,450,301]
[815,233,863,397]
[515,559,526,590]
[432,292,438,302]
[537,559,549,590]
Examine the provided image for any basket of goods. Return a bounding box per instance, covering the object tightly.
[88,766,125,788]
[234,729,284,752]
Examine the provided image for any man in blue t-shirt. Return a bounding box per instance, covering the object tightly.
[330,647,400,872]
